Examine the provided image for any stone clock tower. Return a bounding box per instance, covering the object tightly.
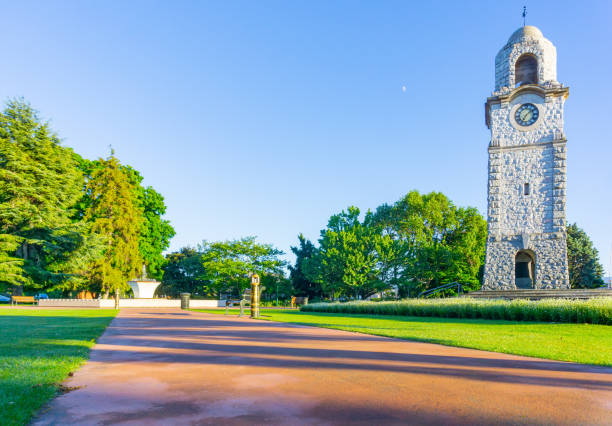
[483,26,570,290]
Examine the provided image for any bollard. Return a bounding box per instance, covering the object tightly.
[250,273,260,319]
[180,292,190,309]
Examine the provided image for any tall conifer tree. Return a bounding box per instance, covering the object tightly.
[0,100,87,293]
[77,160,175,280]
[122,166,175,279]
[85,153,142,298]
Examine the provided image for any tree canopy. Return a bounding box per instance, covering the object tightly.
[301,207,396,299]
[160,237,286,299]
[296,191,487,300]
[0,100,99,293]
[76,160,175,281]
[199,237,285,297]
[0,99,174,296]
[84,154,143,296]
[288,234,321,299]
[158,247,208,298]
[567,223,604,288]
[372,191,487,296]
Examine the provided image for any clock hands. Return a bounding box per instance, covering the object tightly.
[520,109,532,121]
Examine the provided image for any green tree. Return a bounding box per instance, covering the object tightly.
[159,247,209,297]
[0,100,98,294]
[301,192,486,300]
[199,237,285,297]
[122,166,175,279]
[85,153,142,299]
[137,186,175,279]
[567,223,604,288]
[373,191,487,297]
[77,160,175,280]
[261,273,293,304]
[288,234,322,299]
[305,207,395,299]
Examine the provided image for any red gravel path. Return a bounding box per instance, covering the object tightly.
[33,308,612,425]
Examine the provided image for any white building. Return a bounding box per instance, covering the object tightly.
[482,26,569,290]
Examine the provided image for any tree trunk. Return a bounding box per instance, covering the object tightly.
[114,290,119,309]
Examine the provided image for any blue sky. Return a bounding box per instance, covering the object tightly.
[1,1,610,275]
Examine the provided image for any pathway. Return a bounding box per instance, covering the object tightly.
[34,308,612,425]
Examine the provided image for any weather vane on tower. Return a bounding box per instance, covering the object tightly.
[522,6,527,26]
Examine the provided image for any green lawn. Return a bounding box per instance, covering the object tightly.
[0,308,117,426]
[193,308,612,366]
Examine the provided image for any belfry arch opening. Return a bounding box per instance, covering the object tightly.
[515,54,538,87]
[515,250,535,289]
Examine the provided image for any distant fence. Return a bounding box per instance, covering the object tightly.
[38,299,113,308]
[38,299,226,308]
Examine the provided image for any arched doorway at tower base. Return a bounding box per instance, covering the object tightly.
[515,250,535,289]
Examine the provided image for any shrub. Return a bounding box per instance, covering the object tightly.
[300,297,612,325]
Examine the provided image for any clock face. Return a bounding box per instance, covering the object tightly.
[515,103,539,126]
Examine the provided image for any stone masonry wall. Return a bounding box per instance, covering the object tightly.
[483,234,569,290]
[489,144,554,236]
[495,35,557,90]
[489,93,565,147]
[484,140,568,289]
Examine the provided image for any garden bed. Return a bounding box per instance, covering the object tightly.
[300,297,612,325]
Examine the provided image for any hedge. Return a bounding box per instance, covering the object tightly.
[300,297,612,325]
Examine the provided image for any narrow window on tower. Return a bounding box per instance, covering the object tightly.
[524,183,530,196]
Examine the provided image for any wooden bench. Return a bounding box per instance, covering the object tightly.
[11,296,36,305]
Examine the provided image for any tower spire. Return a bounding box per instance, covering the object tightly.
[522,6,527,27]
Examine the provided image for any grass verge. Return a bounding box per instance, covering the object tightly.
[301,297,612,324]
[193,308,612,366]
[0,308,117,426]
